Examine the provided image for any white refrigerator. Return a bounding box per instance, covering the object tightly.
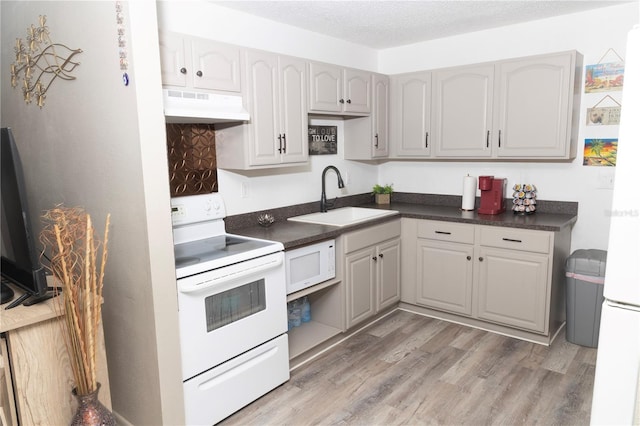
[590,25,640,425]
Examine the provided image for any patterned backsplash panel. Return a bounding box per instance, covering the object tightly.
[166,123,218,197]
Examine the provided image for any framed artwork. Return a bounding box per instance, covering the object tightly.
[587,106,621,125]
[585,62,624,93]
[308,125,337,155]
[583,138,618,166]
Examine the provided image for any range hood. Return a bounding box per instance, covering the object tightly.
[163,89,250,124]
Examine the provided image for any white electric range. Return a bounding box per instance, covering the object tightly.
[171,193,289,425]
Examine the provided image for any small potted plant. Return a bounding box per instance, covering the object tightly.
[372,183,393,204]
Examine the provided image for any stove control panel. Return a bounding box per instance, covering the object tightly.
[171,193,226,226]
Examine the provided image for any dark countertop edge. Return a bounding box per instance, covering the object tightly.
[226,193,578,250]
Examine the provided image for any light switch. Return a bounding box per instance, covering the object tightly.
[596,169,615,189]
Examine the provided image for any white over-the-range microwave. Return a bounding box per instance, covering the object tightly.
[285,239,335,295]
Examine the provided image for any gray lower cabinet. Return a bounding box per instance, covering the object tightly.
[344,220,401,329]
[416,220,475,316]
[406,219,568,341]
[476,246,549,332]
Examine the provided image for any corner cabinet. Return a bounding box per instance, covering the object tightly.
[343,73,389,160]
[371,74,390,158]
[215,50,308,169]
[308,62,371,115]
[389,71,432,157]
[430,51,581,160]
[158,31,241,93]
[403,219,570,345]
[344,220,401,329]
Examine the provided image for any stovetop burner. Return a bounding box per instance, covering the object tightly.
[174,235,274,266]
[171,194,283,279]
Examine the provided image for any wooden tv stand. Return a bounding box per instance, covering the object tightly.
[0,282,111,425]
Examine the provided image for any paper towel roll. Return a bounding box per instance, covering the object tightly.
[462,175,477,211]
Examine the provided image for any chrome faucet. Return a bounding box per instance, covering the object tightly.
[320,165,345,212]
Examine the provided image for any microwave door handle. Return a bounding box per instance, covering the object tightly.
[179,257,282,294]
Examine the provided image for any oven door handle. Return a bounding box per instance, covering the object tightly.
[178,256,283,294]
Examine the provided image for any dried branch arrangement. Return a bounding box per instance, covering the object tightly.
[40,206,110,396]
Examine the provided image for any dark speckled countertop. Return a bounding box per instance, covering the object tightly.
[226,193,578,250]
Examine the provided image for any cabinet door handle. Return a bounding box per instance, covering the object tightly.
[379,253,384,259]
[196,70,203,77]
[498,130,502,148]
[277,134,283,153]
[467,255,472,261]
[372,256,377,261]
[180,67,187,74]
[282,134,286,153]
[479,257,484,262]
[435,231,451,235]
[339,99,345,104]
[486,130,490,148]
[374,133,379,148]
[425,132,429,148]
[502,237,522,243]
[346,99,352,104]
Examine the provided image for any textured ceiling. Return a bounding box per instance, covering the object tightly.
[212,0,632,49]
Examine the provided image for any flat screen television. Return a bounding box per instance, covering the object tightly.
[1,127,52,308]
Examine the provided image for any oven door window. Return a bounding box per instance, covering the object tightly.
[205,279,266,332]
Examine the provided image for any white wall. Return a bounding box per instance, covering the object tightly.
[1,2,181,424]
[379,3,638,252]
[159,1,638,252]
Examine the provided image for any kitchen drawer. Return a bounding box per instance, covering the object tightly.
[417,220,474,244]
[344,219,400,254]
[478,226,551,254]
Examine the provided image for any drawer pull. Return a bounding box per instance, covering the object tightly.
[502,238,522,243]
[466,255,471,261]
[435,231,451,235]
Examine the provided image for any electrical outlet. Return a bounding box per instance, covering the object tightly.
[241,182,249,198]
[344,169,351,185]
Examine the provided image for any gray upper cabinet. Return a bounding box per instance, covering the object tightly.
[390,71,432,157]
[308,62,371,115]
[494,52,578,158]
[432,65,494,158]
[159,31,241,93]
[371,74,390,158]
[343,73,389,160]
[215,50,308,169]
[430,51,580,160]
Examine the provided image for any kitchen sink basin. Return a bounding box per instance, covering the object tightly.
[287,207,399,227]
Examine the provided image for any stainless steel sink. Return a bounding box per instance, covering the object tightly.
[287,207,399,227]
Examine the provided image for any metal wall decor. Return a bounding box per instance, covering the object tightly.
[10,15,82,108]
[166,123,219,197]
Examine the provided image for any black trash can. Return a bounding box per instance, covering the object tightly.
[565,249,607,348]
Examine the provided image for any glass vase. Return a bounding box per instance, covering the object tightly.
[71,383,116,426]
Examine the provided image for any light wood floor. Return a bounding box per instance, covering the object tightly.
[220,309,598,425]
